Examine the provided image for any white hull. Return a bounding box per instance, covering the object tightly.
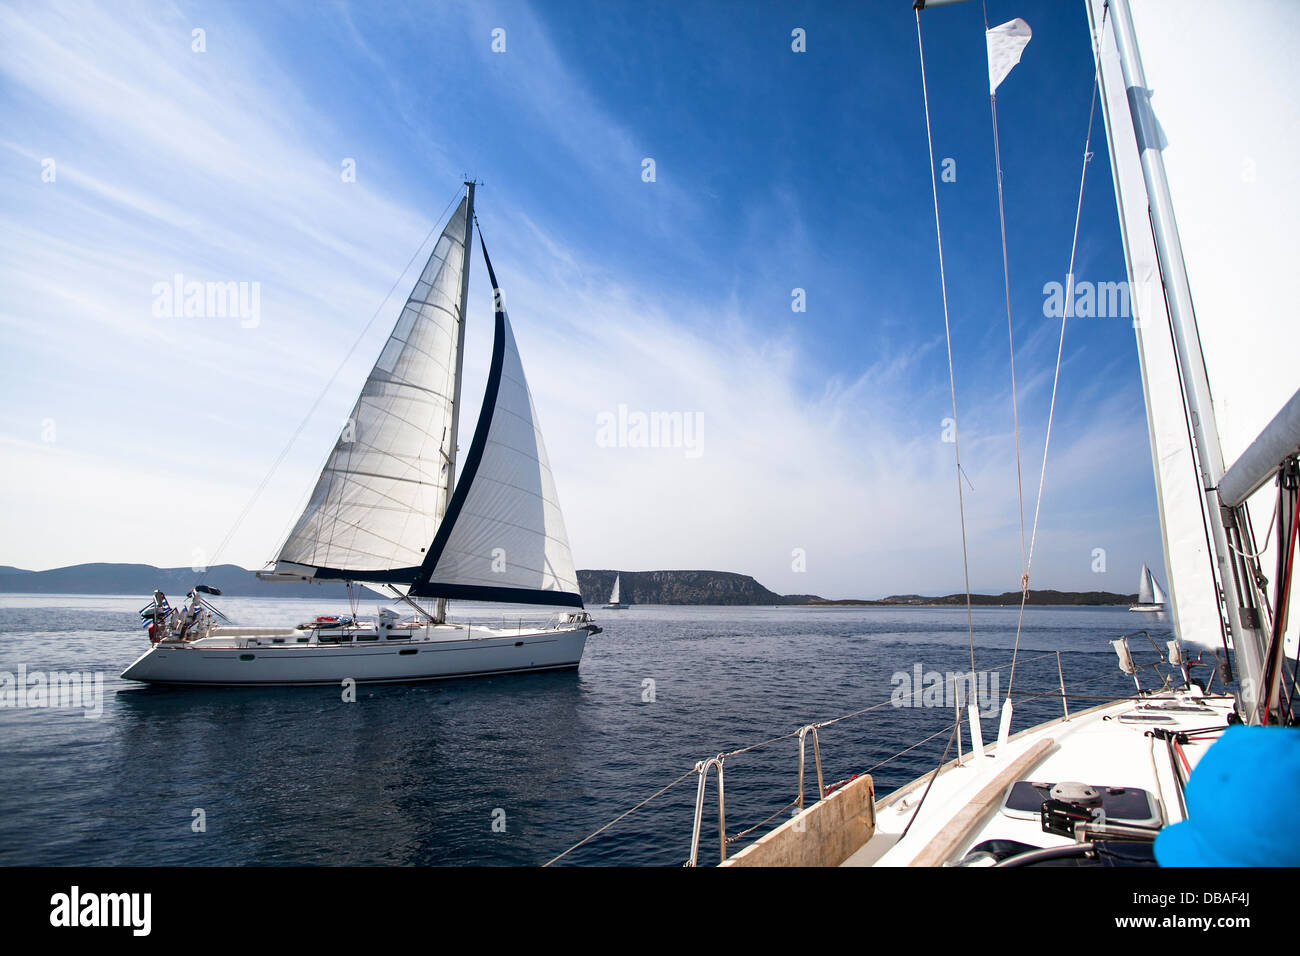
[1128,604,1164,612]
[122,622,591,686]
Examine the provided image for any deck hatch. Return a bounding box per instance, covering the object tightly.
[1001,780,1161,827]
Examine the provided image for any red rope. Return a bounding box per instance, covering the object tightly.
[1263,488,1299,724]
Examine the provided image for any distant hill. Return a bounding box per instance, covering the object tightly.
[0,563,354,599]
[870,590,1138,607]
[0,562,1138,607]
[577,571,1134,606]
[577,569,798,606]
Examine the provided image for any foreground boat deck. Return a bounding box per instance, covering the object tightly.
[843,691,1231,866]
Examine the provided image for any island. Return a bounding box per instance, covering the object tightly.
[0,563,1136,606]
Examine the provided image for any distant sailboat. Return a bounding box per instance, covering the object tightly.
[123,183,601,686]
[603,573,627,609]
[1130,563,1167,612]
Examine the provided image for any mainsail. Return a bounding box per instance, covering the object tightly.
[409,237,582,607]
[609,574,621,604]
[272,197,470,581]
[1087,0,1300,652]
[1137,564,1155,606]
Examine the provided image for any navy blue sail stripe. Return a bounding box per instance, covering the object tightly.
[308,565,420,583]
[420,583,584,608]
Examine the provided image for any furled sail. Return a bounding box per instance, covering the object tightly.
[1087,0,1300,650]
[411,236,582,607]
[271,197,471,582]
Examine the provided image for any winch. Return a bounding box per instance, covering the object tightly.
[1041,781,1104,838]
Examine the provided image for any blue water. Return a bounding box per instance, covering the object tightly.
[0,595,1162,866]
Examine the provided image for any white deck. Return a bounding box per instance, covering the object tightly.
[843,689,1232,866]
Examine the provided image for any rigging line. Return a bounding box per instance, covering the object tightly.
[1225,478,1280,561]
[916,8,976,676]
[208,185,466,578]
[899,716,960,842]
[864,719,962,775]
[541,768,697,867]
[1009,16,1104,698]
[982,0,1029,589]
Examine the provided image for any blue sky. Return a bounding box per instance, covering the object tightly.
[0,0,1162,598]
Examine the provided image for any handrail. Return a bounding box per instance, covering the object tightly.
[686,756,726,867]
[796,724,826,810]
[1056,650,1069,721]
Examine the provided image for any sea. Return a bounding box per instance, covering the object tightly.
[0,594,1171,866]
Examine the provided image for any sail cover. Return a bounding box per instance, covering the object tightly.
[273,197,470,581]
[411,236,582,607]
[1087,0,1300,650]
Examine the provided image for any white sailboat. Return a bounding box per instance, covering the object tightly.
[603,573,628,609]
[1130,563,1167,612]
[665,0,1299,867]
[123,183,600,686]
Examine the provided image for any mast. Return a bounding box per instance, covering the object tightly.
[435,180,475,625]
[1106,0,1270,721]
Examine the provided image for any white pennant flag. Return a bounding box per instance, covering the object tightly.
[986,18,1032,94]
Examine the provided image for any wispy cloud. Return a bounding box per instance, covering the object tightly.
[0,0,1160,598]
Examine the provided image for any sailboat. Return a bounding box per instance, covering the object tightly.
[666,0,1299,867]
[1130,563,1166,612]
[123,183,600,686]
[603,573,628,609]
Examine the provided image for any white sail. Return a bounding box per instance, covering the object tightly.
[273,197,470,579]
[413,242,581,606]
[1151,576,1168,608]
[609,574,621,604]
[1137,564,1155,606]
[1087,0,1300,649]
